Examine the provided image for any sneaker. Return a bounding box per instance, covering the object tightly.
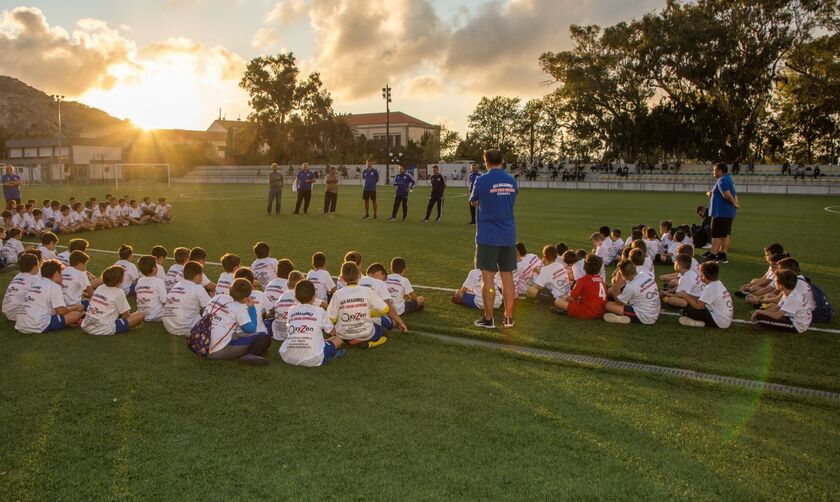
[474,317,495,329]
[679,316,705,328]
[363,215,370,219]
[703,243,712,249]
[603,313,631,324]
[701,251,714,259]
[435,217,440,223]
[549,307,567,316]
[389,217,397,222]
[238,354,269,366]
[422,219,429,223]
[716,253,729,264]
[292,211,300,215]
[734,290,748,298]
[502,316,514,328]
[131,322,144,331]
[367,336,388,349]
[333,348,348,360]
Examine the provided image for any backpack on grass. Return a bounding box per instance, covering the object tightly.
[807,280,834,324]
[187,301,231,357]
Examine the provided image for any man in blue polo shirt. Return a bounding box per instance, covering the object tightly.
[293,163,317,214]
[470,149,518,329]
[467,163,481,224]
[3,165,22,205]
[389,165,415,222]
[361,160,379,219]
[706,162,740,264]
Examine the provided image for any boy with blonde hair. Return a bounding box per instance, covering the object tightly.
[328,262,390,349]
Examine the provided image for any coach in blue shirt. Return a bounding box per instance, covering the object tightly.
[293,163,317,214]
[467,163,481,224]
[470,149,518,329]
[389,165,415,221]
[362,160,379,219]
[3,165,22,205]
[706,162,740,263]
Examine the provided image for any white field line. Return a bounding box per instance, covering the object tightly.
[28,244,840,335]
[824,206,840,214]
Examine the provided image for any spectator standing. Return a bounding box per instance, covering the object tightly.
[389,165,415,222]
[361,160,379,219]
[706,162,740,264]
[467,163,481,225]
[266,163,284,215]
[292,163,316,215]
[3,165,22,205]
[422,165,446,223]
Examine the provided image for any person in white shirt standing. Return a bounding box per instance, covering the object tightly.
[15,260,84,333]
[328,262,390,349]
[279,280,346,367]
[81,266,145,335]
[603,260,661,325]
[678,261,734,328]
[2,253,39,321]
[135,256,168,322]
[163,261,212,336]
[752,270,812,333]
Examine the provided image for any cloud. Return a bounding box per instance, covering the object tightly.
[265,0,308,24]
[0,6,136,95]
[405,74,445,97]
[251,26,280,50]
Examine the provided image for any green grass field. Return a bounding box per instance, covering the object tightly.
[1,182,839,500]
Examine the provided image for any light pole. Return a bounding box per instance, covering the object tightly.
[382,84,391,184]
[52,95,64,182]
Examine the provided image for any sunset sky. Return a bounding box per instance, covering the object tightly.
[0,0,662,132]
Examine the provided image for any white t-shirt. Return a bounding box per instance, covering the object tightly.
[699,280,733,328]
[515,254,542,295]
[61,267,91,306]
[795,276,815,312]
[279,303,334,367]
[136,276,168,321]
[307,269,336,301]
[675,269,703,297]
[327,284,389,341]
[31,218,45,233]
[115,260,140,294]
[271,289,298,341]
[106,205,120,221]
[15,277,67,333]
[56,250,70,266]
[534,262,571,299]
[595,242,612,266]
[611,238,625,260]
[385,273,414,315]
[162,280,212,336]
[204,294,253,354]
[2,238,25,264]
[617,272,660,324]
[165,264,184,291]
[250,289,270,334]
[661,234,673,250]
[264,278,288,306]
[251,258,279,289]
[11,213,24,227]
[779,289,812,333]
[120,205,131,218]
[155,203,172,218]
[572,261,586,281]
[461,269,502,309]
[91,207,102,223]
[81,285,131,336]
[215,271,234,296]
[643,256,655,276]
[43,207,54,223]
[359,275,393,325]
[691,258,701,275]
[155,263,167,282]
[2,272,37,320]
[37,245,57,261]
[129,207,143,219]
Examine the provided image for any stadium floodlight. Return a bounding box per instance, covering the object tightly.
[383,84,392,184]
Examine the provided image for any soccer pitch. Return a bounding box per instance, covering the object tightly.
[2,183,839,500]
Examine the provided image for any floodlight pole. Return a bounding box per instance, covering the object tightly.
[382,84,392,185]
[53,95,64,183]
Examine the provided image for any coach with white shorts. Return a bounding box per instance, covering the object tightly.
[470,149,518,329]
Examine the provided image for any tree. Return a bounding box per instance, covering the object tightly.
[466,96,524,160]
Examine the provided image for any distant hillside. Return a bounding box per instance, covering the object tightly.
[0,76,134,146]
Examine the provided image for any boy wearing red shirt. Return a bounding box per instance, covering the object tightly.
[551,255,607,320]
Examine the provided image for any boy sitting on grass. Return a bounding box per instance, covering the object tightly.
[205,278,271,365]
[551,255,607,320]
[279,280,347,367]
[2,253,40,321]
[135,255,168,322]
[328,261,390,349]
[386,257,425,315]
[678,261,733,328]
[81,265,145,335]
[661,254,702,308]
[452,268,503,312]
[735,243,784,297]
[271,270,305,342]
[751,270,812,333]
[527,245,570,306]
[603,259,660,325]
[15,260,85,333]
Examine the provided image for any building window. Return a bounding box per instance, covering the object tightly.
[373,134,402,147]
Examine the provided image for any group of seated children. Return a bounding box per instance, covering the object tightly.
[0,195,172,243]
[2,238,425,367]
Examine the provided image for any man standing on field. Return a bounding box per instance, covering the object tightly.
[470,149,518,329]
[706,162,740,264]
[362,160,379,219]
[267,163,284,215]
[467,163,481,224]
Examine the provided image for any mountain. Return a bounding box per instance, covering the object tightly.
[0,76,134,146]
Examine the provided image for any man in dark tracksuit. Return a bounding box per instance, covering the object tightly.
[423,165,446,223]
[389,165,416,221]
[467,163,481,224]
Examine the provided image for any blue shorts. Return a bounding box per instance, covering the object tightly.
[229,332,269,346]
[128,282,136,297]
[463,292,478,309]
[263,318,274,337]
[81,300,90,311]
[115,318,130,334]
[623,305,643,325]
[42,314,66,333]
[322,340,339,365]
[371,323,384,342]
[381,316,394,331]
